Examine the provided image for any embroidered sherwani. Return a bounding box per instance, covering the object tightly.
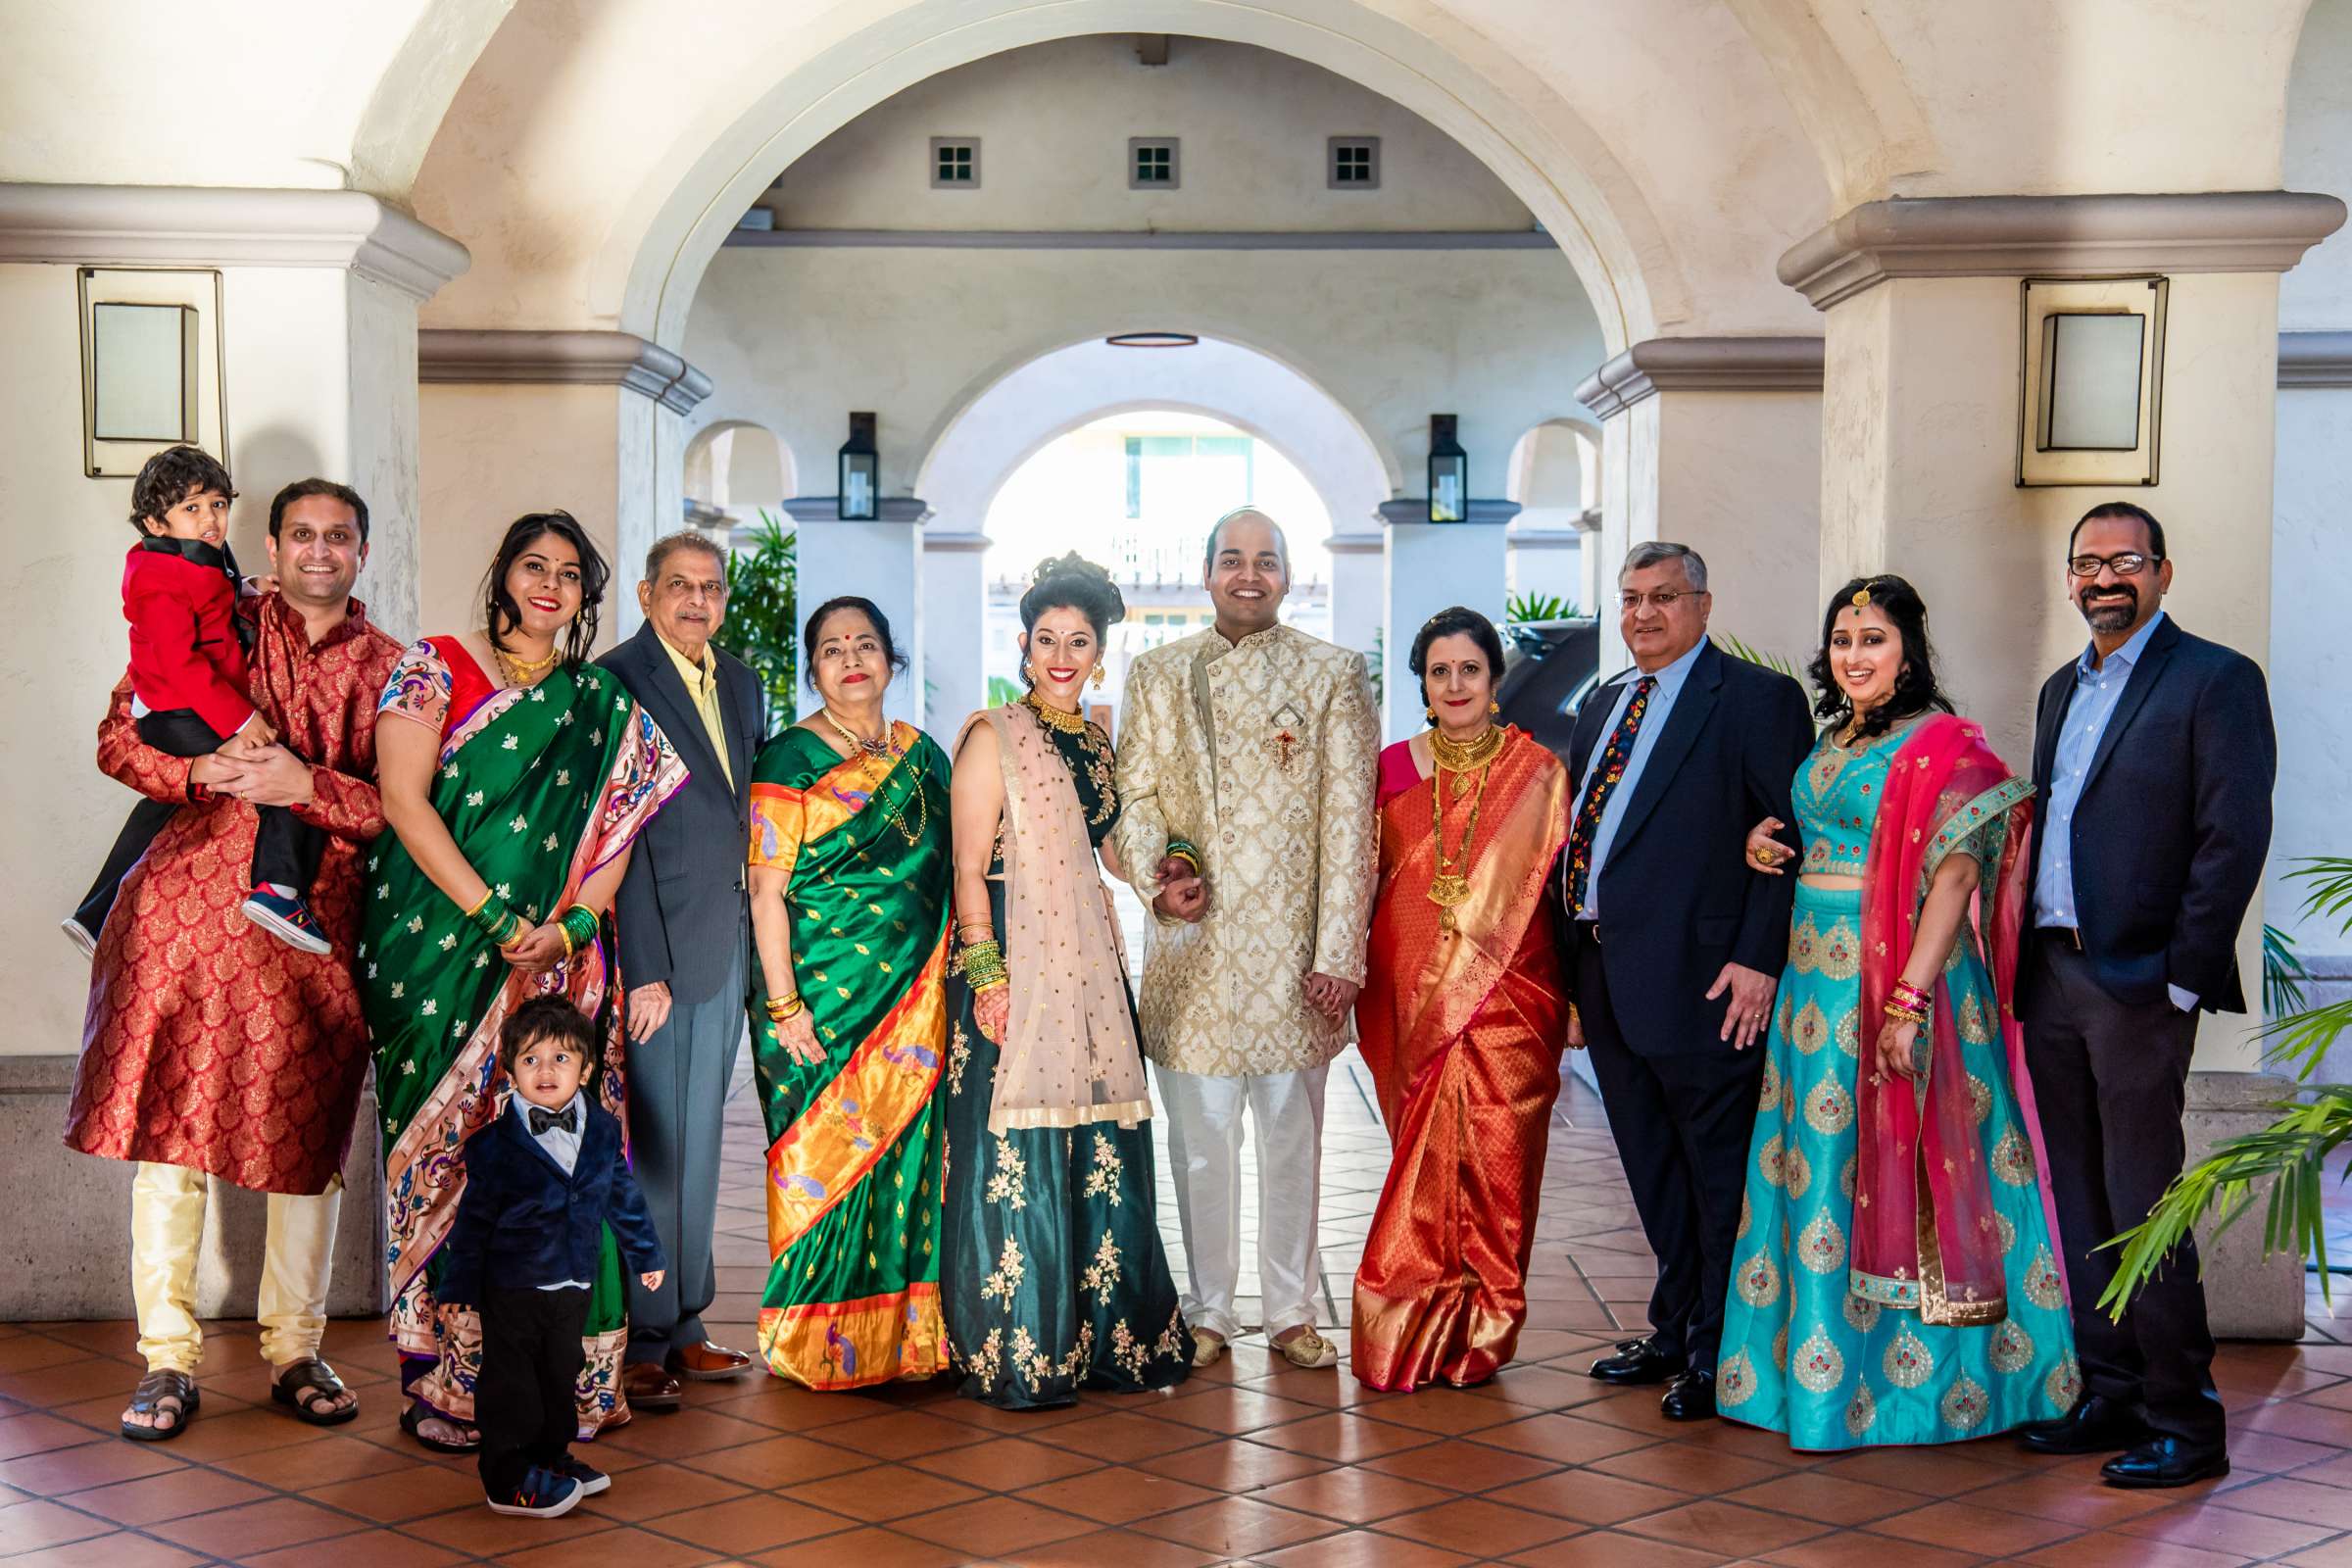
[1111,622,1378,1340]
[1111,624,1379,1075]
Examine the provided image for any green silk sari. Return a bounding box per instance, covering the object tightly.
[747,723,953,1388]
[363,643,685,1433]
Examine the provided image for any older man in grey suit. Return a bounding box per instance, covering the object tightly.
[596,531,765,1408]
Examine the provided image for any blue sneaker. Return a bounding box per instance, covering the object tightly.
[241,887,332,956]
[557,1455,610,1496]
[487,1464,580,1518]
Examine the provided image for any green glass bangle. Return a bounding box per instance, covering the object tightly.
[959,938,1008,991]
[467,894,518,943]
[558,904,600,956]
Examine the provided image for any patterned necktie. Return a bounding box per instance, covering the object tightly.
[528,1102,577,1137]
[1563,675,1658,914]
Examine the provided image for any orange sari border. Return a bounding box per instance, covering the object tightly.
[763,936,951,1259]
[759,1283,947,1389]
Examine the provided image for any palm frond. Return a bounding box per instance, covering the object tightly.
[1718,633,1797,679]
[2266,923,2310,1017]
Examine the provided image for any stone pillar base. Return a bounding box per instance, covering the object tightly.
[2184,1070,2307,1341]
[0,1055,386,1322]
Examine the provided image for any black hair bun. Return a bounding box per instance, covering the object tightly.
[1020,553,1127,630]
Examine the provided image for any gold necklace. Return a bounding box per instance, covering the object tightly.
[822,708,929,847]
[492,640,561,687]
[1427,740,1499,936]
[1021,692,1087,735]
[1429,723,1505,800]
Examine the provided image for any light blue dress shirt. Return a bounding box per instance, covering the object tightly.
[1570,635,1710,921]
[514,1091,591,1289]
[2034,611,2196,1011]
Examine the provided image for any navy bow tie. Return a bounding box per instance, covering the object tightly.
[527,1102,577,1137]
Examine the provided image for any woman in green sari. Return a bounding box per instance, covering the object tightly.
[366,513,686,1451]
[746,597,954,1388]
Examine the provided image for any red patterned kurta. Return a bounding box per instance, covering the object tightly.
[66,593,405,1195]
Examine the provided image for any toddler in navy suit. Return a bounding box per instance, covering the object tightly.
[443,996,666,1518]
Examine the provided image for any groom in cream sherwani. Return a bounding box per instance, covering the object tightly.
[1112,508,1380,1370]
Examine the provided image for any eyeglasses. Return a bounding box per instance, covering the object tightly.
[2066,553,2158,578]
[1618,590,1706,612]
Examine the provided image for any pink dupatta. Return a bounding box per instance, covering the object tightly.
[1849,714,2064,1324]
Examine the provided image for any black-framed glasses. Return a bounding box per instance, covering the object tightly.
[2066,552,2157,578]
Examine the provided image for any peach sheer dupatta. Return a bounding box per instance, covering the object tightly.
[957,704,1152,1134]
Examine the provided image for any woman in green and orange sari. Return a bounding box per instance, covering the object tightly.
[366,512,687,1451]
[1351,608,1574,1392]
[745,597,953,1388]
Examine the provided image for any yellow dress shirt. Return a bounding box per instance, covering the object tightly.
[656,629,733,789]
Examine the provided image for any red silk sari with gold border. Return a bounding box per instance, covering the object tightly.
[1350,727,1572,1391]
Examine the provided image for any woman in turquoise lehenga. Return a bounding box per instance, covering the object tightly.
[940,556,1191,1408]
[1718,575,2077,1450]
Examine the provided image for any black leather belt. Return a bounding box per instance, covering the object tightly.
[2036,926,2084,951]
[1576,919,1602,946]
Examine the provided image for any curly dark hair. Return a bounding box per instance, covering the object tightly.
[801,595,910,691]
[481,511,609,668]
[1018,554,1125,686]
[128,444,234,535]
[1806,573,1955,739]
[1408,606,1505,682]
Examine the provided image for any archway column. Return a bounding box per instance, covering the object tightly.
[417,330,711,642]
[921,529,991,730]
[781,497,929,727]
[1324,532,1383,681]
[1377,501,1515,739]
[1785,190,2347,1341]
[0,182,467,1318]
[1576,338,1825,672]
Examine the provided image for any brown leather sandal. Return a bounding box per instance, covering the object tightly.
[121,1369,199,1442]
[270,1357,359,1426]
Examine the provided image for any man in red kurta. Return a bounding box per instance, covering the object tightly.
[65,478,404,1442]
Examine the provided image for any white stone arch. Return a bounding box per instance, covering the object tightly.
[681,417,794,525]
[915,334,1394,727]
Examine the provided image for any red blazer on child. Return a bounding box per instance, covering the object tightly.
[122,537,255,739]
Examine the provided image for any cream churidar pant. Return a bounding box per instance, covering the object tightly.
[1157,1062,1329,1341]
[130,1161,341,1373]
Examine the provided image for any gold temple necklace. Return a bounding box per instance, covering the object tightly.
[1022,691,1088,735]
[1427,725,1502,935]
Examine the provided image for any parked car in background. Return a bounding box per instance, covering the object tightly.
[1496,616,1601,763]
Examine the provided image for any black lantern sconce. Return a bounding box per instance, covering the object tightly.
[838,412,878,520]
[1427,414,1467,523]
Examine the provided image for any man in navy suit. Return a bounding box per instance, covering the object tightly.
[444,997,667,1519]
[596,532,764,1407]
[1555,542,1815,1421]
[2017,502,2275,1489]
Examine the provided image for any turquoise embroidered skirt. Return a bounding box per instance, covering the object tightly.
[1717,883,2081,1449]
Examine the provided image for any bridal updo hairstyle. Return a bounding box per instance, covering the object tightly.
[1017,553,1126,686]
[1807,572,1956,741]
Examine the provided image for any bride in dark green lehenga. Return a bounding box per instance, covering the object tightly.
[940,556,1192,1409]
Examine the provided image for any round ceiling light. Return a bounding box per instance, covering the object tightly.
[1105,331,1200,349]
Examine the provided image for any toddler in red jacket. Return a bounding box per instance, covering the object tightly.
[67,445,329,957]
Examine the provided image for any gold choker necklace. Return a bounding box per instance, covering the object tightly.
[493,641,561,686]
[1429,724,1505,798]
[1022,693,1087,735]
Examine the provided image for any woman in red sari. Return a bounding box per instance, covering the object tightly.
[1351,608,1573,1391]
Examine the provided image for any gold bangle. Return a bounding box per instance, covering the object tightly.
[765,994,805,1020]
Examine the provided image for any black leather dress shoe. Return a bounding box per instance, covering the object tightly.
[2018,1394,2147,1455]
[2101,1436,2230,1489]
[1659,1369,1716,1421]
[1588,1337,1687,1386]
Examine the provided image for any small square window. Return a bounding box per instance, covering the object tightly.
[1129,137,1180,189]
[930,138,980,189]
[1329,136,1380,190]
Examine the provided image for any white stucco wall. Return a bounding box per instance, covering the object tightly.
[760,35,1535,234]
[2271,389,2352,953]
[682,244,1604,507]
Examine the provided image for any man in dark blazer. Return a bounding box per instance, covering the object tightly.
[1556,541,1815,1421]
[595,531,765,1407]
[2017,502,2275,1489]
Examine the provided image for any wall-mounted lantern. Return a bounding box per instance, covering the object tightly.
[1428,414,1467,522]
[838,412,878,520]
[2017,275,2168,487]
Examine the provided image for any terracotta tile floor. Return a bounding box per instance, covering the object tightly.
[9,1056,2352,1566]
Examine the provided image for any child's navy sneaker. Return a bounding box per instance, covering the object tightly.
[242,888,332,956]
[486,1465,580,1518]
[557,1455,610,1496]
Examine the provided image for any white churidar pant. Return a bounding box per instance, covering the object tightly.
[1156,1061,1329,1341]
[130,1161,342,1372]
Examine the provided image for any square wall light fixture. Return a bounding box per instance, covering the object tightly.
[2017,274,2167,487]
[79,267,225,479]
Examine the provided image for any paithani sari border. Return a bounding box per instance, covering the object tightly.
[759,1281,947,1390]
[763,936,951,1259]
